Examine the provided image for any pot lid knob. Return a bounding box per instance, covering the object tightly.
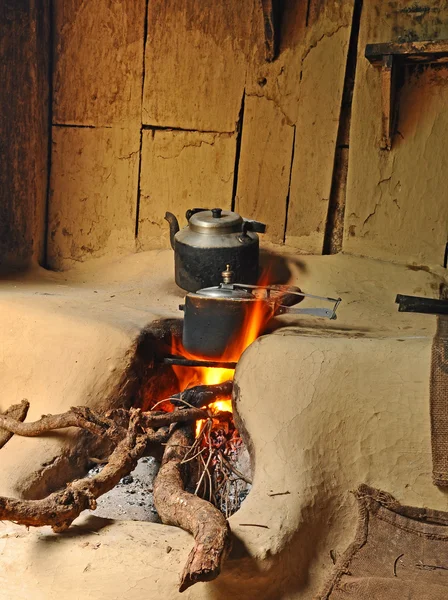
[221,264,234,284]
[211,208,222,218]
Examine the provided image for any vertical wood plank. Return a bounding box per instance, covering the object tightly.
[53,0,146,126]
[142,0,256,132]
[0,0,50,268]
[235,94,294,242]
[285,1,355,253]
[380,55,395,151]
[47,127,140,270]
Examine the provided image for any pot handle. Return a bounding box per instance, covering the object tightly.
[185,208,210,221]
[276,297,341,320]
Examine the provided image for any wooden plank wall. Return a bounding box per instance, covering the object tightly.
[46,0,448,270]
[47,0,145,269]
[47,0,354,268]
[137,0,253,244]
[343,0,448,267]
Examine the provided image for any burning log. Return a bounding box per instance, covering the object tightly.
[168,380,233,408]
[161,356,237,370]
[154,422,232,592]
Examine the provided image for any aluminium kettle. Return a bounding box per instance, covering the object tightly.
[164,208,266,292]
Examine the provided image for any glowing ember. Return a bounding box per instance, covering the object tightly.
[209,399,232,414]
[195,398,232,437]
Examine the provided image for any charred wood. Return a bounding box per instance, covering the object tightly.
[161,356,237,370]
[169,381,233,409]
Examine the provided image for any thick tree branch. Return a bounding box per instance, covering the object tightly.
[0,406,207,441]
[0,383,234,590]
[0,405,122,440]
[154,423,232,592]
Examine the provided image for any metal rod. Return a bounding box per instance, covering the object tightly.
[231,283,341,303]
[161,356,237,369]
[396,294,448,316]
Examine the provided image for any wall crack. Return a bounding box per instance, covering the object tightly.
[301,24,347,67]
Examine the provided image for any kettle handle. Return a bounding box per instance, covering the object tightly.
[185,207,210,221]
[242,219,267,234]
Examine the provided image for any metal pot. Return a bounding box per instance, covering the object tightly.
[179,276,341,359]
[165,208,266,292]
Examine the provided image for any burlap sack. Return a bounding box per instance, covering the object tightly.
[431,316,448,486]
[318,485,448,600]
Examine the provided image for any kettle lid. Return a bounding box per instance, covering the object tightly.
[189,208,243,234]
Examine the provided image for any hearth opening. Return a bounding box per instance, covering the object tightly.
[90,317,254,523]
[87,269,341,527]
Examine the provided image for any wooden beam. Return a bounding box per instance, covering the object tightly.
[260,0,285,62]
[366,39,448,149]
[380,55,395,151]
[366,40,448,66]
[260,0,275,61]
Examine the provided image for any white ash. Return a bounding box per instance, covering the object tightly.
[87,456,161,522]
[87,441,252,522]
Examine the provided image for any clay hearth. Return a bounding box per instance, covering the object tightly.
[4,1,448,597]
[0,249,446,599]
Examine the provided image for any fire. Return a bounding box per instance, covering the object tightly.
[195,397,232,437]
[209,399,232,414]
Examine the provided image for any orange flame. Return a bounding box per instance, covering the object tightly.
[195,398,233,437]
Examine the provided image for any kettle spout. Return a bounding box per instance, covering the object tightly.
[164,212,179,250]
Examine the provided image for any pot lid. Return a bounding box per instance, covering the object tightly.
[195,284,254,299]
[189,208,243,234]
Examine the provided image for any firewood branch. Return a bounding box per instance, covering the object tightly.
[154,423,232,592]
[0,409,164,532]
[0,381,236,590]
[0,405,123,441]
[169,381,233,408]
[0,406,207,442]
[0,399,30,449]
